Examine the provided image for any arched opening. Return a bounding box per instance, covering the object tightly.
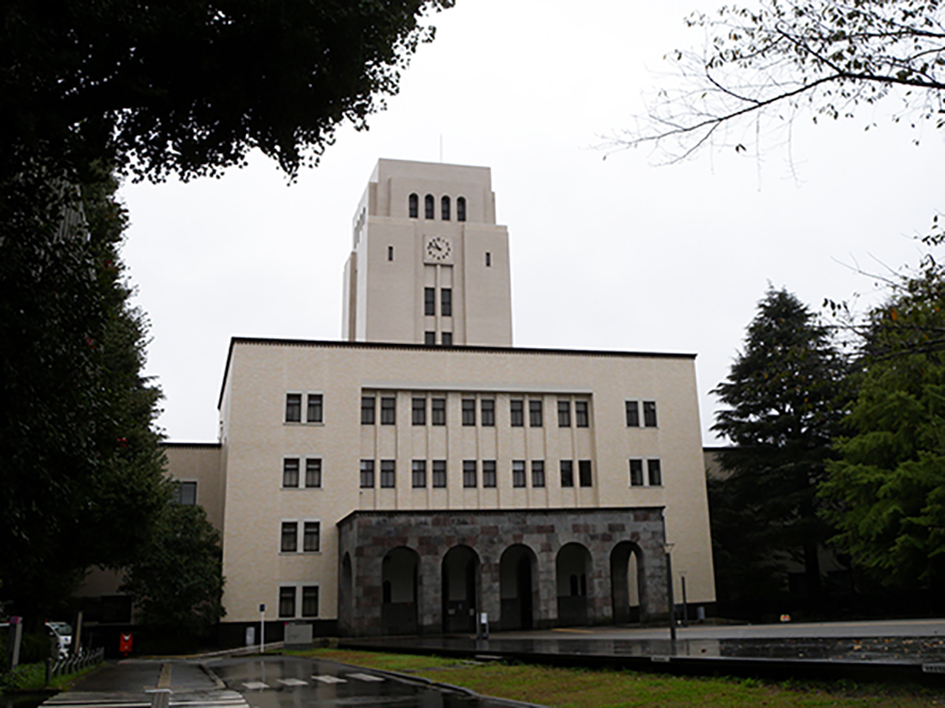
[441,195,451,221]
[499,544,538,631]
[382,546,420,635]
[408,193,419,218]
[424,194,435,219]
[456,196,466,222]
[339,552,353,635]
[556,543,592,625]
[611,541,646,624]
[441,545,479,633]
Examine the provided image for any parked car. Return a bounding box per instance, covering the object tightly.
[45,621,73,659]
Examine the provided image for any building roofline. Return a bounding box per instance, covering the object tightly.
[161,441,221,449]
[218,337,698,410]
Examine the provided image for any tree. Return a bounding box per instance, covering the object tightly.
[120,502,225,644]
[821,240,945,591]
[711,288,848,607]
[607,0,945,161]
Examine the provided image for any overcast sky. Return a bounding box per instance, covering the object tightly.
[120,0,945,445]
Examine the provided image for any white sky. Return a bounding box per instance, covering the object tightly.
[120,0,945,445]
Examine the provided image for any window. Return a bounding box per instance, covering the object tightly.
[462,398,476,426]
[529,399,543,427]
[285,393,301,422]
[625,401,640,427]
[388,245,394,261]
[305,394,323,423]
[281,522,298,552]
[360,459,375,488]
[380,396,396,425]
[431,397,446,425]
[485,252,491,267]
[629,459,644,486]
[482,460,497,488]
[425,331,436,345]
[361,396,375,425]
[557,400,571,427]
[412,397,426,425]
[408,193,419,218]
[424,287,436,316]
[303,521,320,552]
[441,332,453,346]
[305,458,322,488]
[302,586,319,617]
[560,460,574,488]
[441,195,451,220]
[432,460,447,488]
[441,288,452,317]
[380,459,396,488]
[425,194,434,219]
[175,481,197,505]
[510,399,524,427]
[512,460,526,487]
[575,401,589,427]
[644,401,658,427]
[283,458,300,488]
[579,460,593,487]
[532,461,546,488]
[648,459,663,486]
[481,399,495,426]
[412,460,426,488]
[457,196,466,222]
[279,587,296,618]
[463,460,477,488]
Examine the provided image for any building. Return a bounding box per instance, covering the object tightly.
[164,159,716,641]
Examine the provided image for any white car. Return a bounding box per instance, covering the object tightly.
[45,621,73,659]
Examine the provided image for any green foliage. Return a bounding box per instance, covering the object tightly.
[711,288,848,604]
[120,503,225,642]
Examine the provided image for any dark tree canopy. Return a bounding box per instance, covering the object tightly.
[1,0,451,183]
[711,288,848,605]
[608,0,945,161]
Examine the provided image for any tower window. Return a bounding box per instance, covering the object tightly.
[643,401,658,427]
[462,399,476,426]
[285,393,301,423]
[463,460,477,488]
[626,401,640,427]
[380,396,396,425]
[412,397,426,425]
[579,460,593,487]
[412,460,427,488]
[431,397,446,425]
[560,460,574,488]
[424,287,436,316]
[529,400,543,427]
[648,459,663,486]
[485,252,492,267]
[575,401,589,427]
[425,194,435,219]
[558,400,571,427]
[380,459,396,488]
[441,288,452,317]
[388,245,394,261]
[481,399,495,426]
[432,460,447,487]
[510,399,524,427]
[512,460,526,487]
[441,332,453,346]
[361,396,375,425]
[408,193,419,218]
[457,196,466,222]
[441,195,451,221]
[424,331,436,345]
[482,460,497,487]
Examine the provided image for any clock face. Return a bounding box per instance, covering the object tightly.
[425,236,452,263]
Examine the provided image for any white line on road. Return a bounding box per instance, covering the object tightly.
[311,675,346,684]
[346,673,384,682]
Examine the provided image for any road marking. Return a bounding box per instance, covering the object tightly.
[241,682,269,690]
[157,665,172,689]
[311,675,346,684]
[276,679,308,686]
[346,673,384,682]
[552,628,594,634]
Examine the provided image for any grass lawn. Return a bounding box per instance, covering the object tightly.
[303,648,945,708]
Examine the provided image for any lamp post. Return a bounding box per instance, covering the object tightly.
[664,543,676,645]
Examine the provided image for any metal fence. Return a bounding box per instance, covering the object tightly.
[46,647,105,684]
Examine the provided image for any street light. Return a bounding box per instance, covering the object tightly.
[664,543,677,645]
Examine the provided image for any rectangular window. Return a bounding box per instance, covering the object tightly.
[432,460,447,488]
[560,460,574,488]
[303,521,320,552]
[482,460,497,488]
[512,460,526,488]
[424,287,436,316]
[510,400,524,427]
[282,458,300,488]
[279,587,296,618]
[412,460,427,488]
[380,396,396,425]
[629,459,644,486]
[388,245,394,261]
[361,396,375,425]
[529,399,543,427]
[306,394,323,423]
[441,288,452,317]
[301,586,319,618]
[281,522,298,553]
[380,459,396,488]
[285,393,302,423]
[412,397,426,425]
[485,251,492,267]
[462,398,476,426]
[643,401,658,428]
[648,459,663,486]
[575,401,589,428]
[625,401,640,427]
[305,458,322,488]
[579,460,593,487]
[431,397,446,426]
[557,400,571,427]
[441,332,453,346]
[463,460,477,488]
[425,331,436,345]
[176,481,197,505]
[360,459,375,488]
[481,399,495,426]
[532,461,546,488]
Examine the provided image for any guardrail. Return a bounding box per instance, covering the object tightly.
[46,647,105,684]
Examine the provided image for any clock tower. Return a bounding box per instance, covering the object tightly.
[342,159,513,346]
